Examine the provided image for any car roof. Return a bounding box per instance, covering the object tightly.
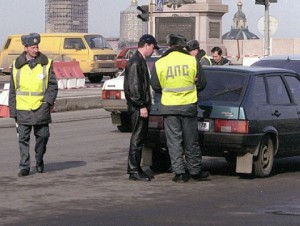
[254,55,300,61]
[251,55,300,75]
[204,65,298,75]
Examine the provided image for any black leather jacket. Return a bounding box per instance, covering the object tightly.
[124,50,151,112]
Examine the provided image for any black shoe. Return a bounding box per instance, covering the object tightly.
[129,172,151,181]
[36,165,44,173]
[172,173,190,183]
[140,171,154,179]
[18,169,30,177]
[191,171,210,181]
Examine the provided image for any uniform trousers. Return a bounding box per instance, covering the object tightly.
[127,109,148,174]
[18,124,49,171]
[164,115,202,175]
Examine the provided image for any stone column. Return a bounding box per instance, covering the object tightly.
[151,0,228,53]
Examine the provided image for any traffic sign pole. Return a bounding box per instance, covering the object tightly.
[264,0,270,57]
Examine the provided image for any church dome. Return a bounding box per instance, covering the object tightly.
[222,1,259,40]
[233,1,246,20]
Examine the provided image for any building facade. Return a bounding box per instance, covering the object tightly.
[45,0,88,33]
[119,0,148,49]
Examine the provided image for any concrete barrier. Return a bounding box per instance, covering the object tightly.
[0,83,10,118]
[53,61,85,89]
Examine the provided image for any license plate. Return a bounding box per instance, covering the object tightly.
[198,121,210,131]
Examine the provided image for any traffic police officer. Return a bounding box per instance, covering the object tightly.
[9,33,58,177]
[150,34,209,182]
[186,39,212,66]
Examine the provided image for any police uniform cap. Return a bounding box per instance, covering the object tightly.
[186,40,200,52]
[166,34,187,47]
[21,33,40,46]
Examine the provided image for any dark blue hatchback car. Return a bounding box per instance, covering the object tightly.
[146,66,300,177]
[251,55,300,74]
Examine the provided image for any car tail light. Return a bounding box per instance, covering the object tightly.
[214,119,249,134]
[149,115,164,129]
[102,90,121,99]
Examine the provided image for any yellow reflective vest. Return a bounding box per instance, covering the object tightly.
[154,51,197,106]
[201,54,212,66]
[12,60,52,111]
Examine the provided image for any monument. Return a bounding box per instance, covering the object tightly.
[150,0,228,52]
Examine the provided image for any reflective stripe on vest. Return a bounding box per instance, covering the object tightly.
[201,54,212,65]
[163,85,195,93]
[13,60,51,111]
[155,52,197,106]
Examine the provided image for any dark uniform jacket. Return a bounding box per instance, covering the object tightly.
[124,50,152,112]
[211,57,231,65]
[150,47,207,117]
[9,52,58,125]
[196,49,211,66]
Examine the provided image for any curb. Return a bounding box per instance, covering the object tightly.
[54,96,103,112]
[0,96,104,128]
[0,75,104,127]
[0,76,10,82]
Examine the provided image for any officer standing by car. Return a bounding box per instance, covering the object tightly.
[9,33,58,177]
[150,34,209,183]
[186,40,212,66]
[124,34,159,181]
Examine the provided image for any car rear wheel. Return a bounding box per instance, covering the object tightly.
[117,113,131,132]
[254,136,274,177]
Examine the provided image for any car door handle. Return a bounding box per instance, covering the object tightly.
[272,110,281,117]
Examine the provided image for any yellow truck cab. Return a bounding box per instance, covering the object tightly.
[0,33,118,83]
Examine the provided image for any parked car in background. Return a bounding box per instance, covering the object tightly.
[116,47,138,71]
[102,56,161,132]
[147,66,300,177]
[0,33,118,83]
[116,46,168,71]
[251,55,300,74]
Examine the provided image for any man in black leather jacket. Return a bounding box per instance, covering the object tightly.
[124,34,159,181]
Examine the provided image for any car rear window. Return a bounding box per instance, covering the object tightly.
[199,70,247,103]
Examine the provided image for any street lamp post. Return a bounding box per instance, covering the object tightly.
[264,0,270,56]
[256,0,278,56]
[149,0,154,35]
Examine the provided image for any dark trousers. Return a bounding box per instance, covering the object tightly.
[164,115,201,175]
[18,124,50,171]
[127,109,148,174]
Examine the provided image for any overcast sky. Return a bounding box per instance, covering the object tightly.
[0,0,298,46]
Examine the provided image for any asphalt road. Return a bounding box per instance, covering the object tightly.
[0,109,299,226]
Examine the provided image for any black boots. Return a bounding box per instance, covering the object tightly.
[129,171,152,181]
[18,169,30,177]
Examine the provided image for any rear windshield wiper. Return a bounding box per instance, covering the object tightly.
[203,87,242,100]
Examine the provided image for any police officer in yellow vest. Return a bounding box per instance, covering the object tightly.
[9,33,58,177]
[186,40,212,66]
[150,34,209,182]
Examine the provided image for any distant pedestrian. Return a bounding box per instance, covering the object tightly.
[186,40,212,66]
[151,34,209,183]
[211,46,231,65]
[124,34,159,181]
[9,33,58,177]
